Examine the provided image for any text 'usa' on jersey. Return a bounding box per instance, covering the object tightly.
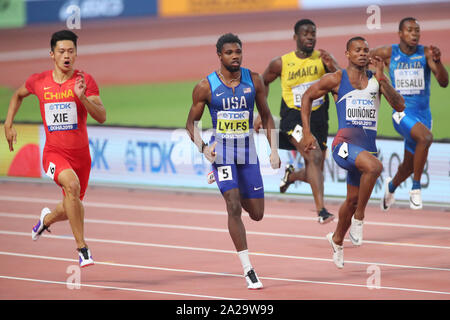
[205,68,258,165]
[206,68,256,141]
[389,44,431,112]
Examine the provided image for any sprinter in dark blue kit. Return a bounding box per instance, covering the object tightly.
[300,37,405,268]
[186,33,280,289]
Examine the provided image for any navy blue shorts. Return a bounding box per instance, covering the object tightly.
[211,161,264,199]
[332,142,376,187]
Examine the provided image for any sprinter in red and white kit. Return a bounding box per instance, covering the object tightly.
[4,30,106,267]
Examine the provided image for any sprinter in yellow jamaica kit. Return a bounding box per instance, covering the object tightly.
[256,19,340,224]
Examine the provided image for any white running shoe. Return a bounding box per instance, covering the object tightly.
[326,232,344,269]
[349,216,363,246]
[78,247,94,268]
[381,177,395,211]
[245,269,263,290]
[409,189,423,210]
[31,208,52,241]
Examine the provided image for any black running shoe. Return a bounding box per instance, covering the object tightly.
[318,208,334,224]
[279,164,295,193]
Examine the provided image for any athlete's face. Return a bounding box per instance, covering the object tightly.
[346,40,370,67]
[219,42,242,72]
[295,24,316,53]
[399,20,420,47]
[51,40,77,72]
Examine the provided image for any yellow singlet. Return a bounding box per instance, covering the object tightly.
[281,50,326,111]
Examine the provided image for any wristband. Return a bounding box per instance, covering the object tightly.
[376,74,388,83]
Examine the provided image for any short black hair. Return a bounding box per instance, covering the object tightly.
[50,30,78,51]
[216,33,242,53]
[294,19,316,34]
[399,17,418,31]
[346,36,367,50]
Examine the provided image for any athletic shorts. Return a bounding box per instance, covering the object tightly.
[392,110,432,154]
[279,101,329,151]
[42,144,91,200]
[332,142,377,187]
[211,161,264,199]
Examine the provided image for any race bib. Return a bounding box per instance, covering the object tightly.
[45,102,78,132]
[392,111,406,125]
[394,68,424,95]
[345,96,377,128]
[217,165,233,182]
[292,80,324,109]
[216,111,249,139]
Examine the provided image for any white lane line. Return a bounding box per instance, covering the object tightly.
[1,230,449,272]
[0,275,241,300]
[0,19,449,62]
[1,251,449,296]
[2,212,449,250]
[1,196,449,231]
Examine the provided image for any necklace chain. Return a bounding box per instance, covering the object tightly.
[218,69,241,84]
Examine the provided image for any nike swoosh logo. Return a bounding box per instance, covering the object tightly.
[349,232,359,244]
[410,197,420,206]
[216,92,225,96]
[254,187,263,191]
[44,87,52,90]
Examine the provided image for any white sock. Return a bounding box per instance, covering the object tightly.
[238,249,252,274]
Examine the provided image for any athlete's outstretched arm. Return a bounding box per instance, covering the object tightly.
[4,84,31,151]
[253,73,280,169]
[371,56,405,112]
[426,45,449,88]
[74,72,106,124]
[301,71,341,151]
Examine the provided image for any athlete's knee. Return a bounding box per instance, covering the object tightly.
[65,179,81,199]
[366,160,382,177]
[304,147,323,167]
[249,209,264,221]
[226,200,242,218]
[419,131,433,148]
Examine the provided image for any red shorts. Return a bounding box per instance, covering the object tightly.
[42,144,91,200]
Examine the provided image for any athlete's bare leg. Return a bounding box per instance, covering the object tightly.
[410,122,432,182]
[392,150,414,188]
[241,197,264,221]
[56,169,87,249]
[289,136,325,211]
[353,151,383,221]
[391,122,432,189]
[286,148,326,183]
[332,184,358,246]
[223,188,248,252]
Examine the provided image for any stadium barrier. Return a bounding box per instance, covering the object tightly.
[2,124,448,205]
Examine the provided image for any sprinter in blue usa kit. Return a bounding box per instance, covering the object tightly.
[186,33,280,289]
